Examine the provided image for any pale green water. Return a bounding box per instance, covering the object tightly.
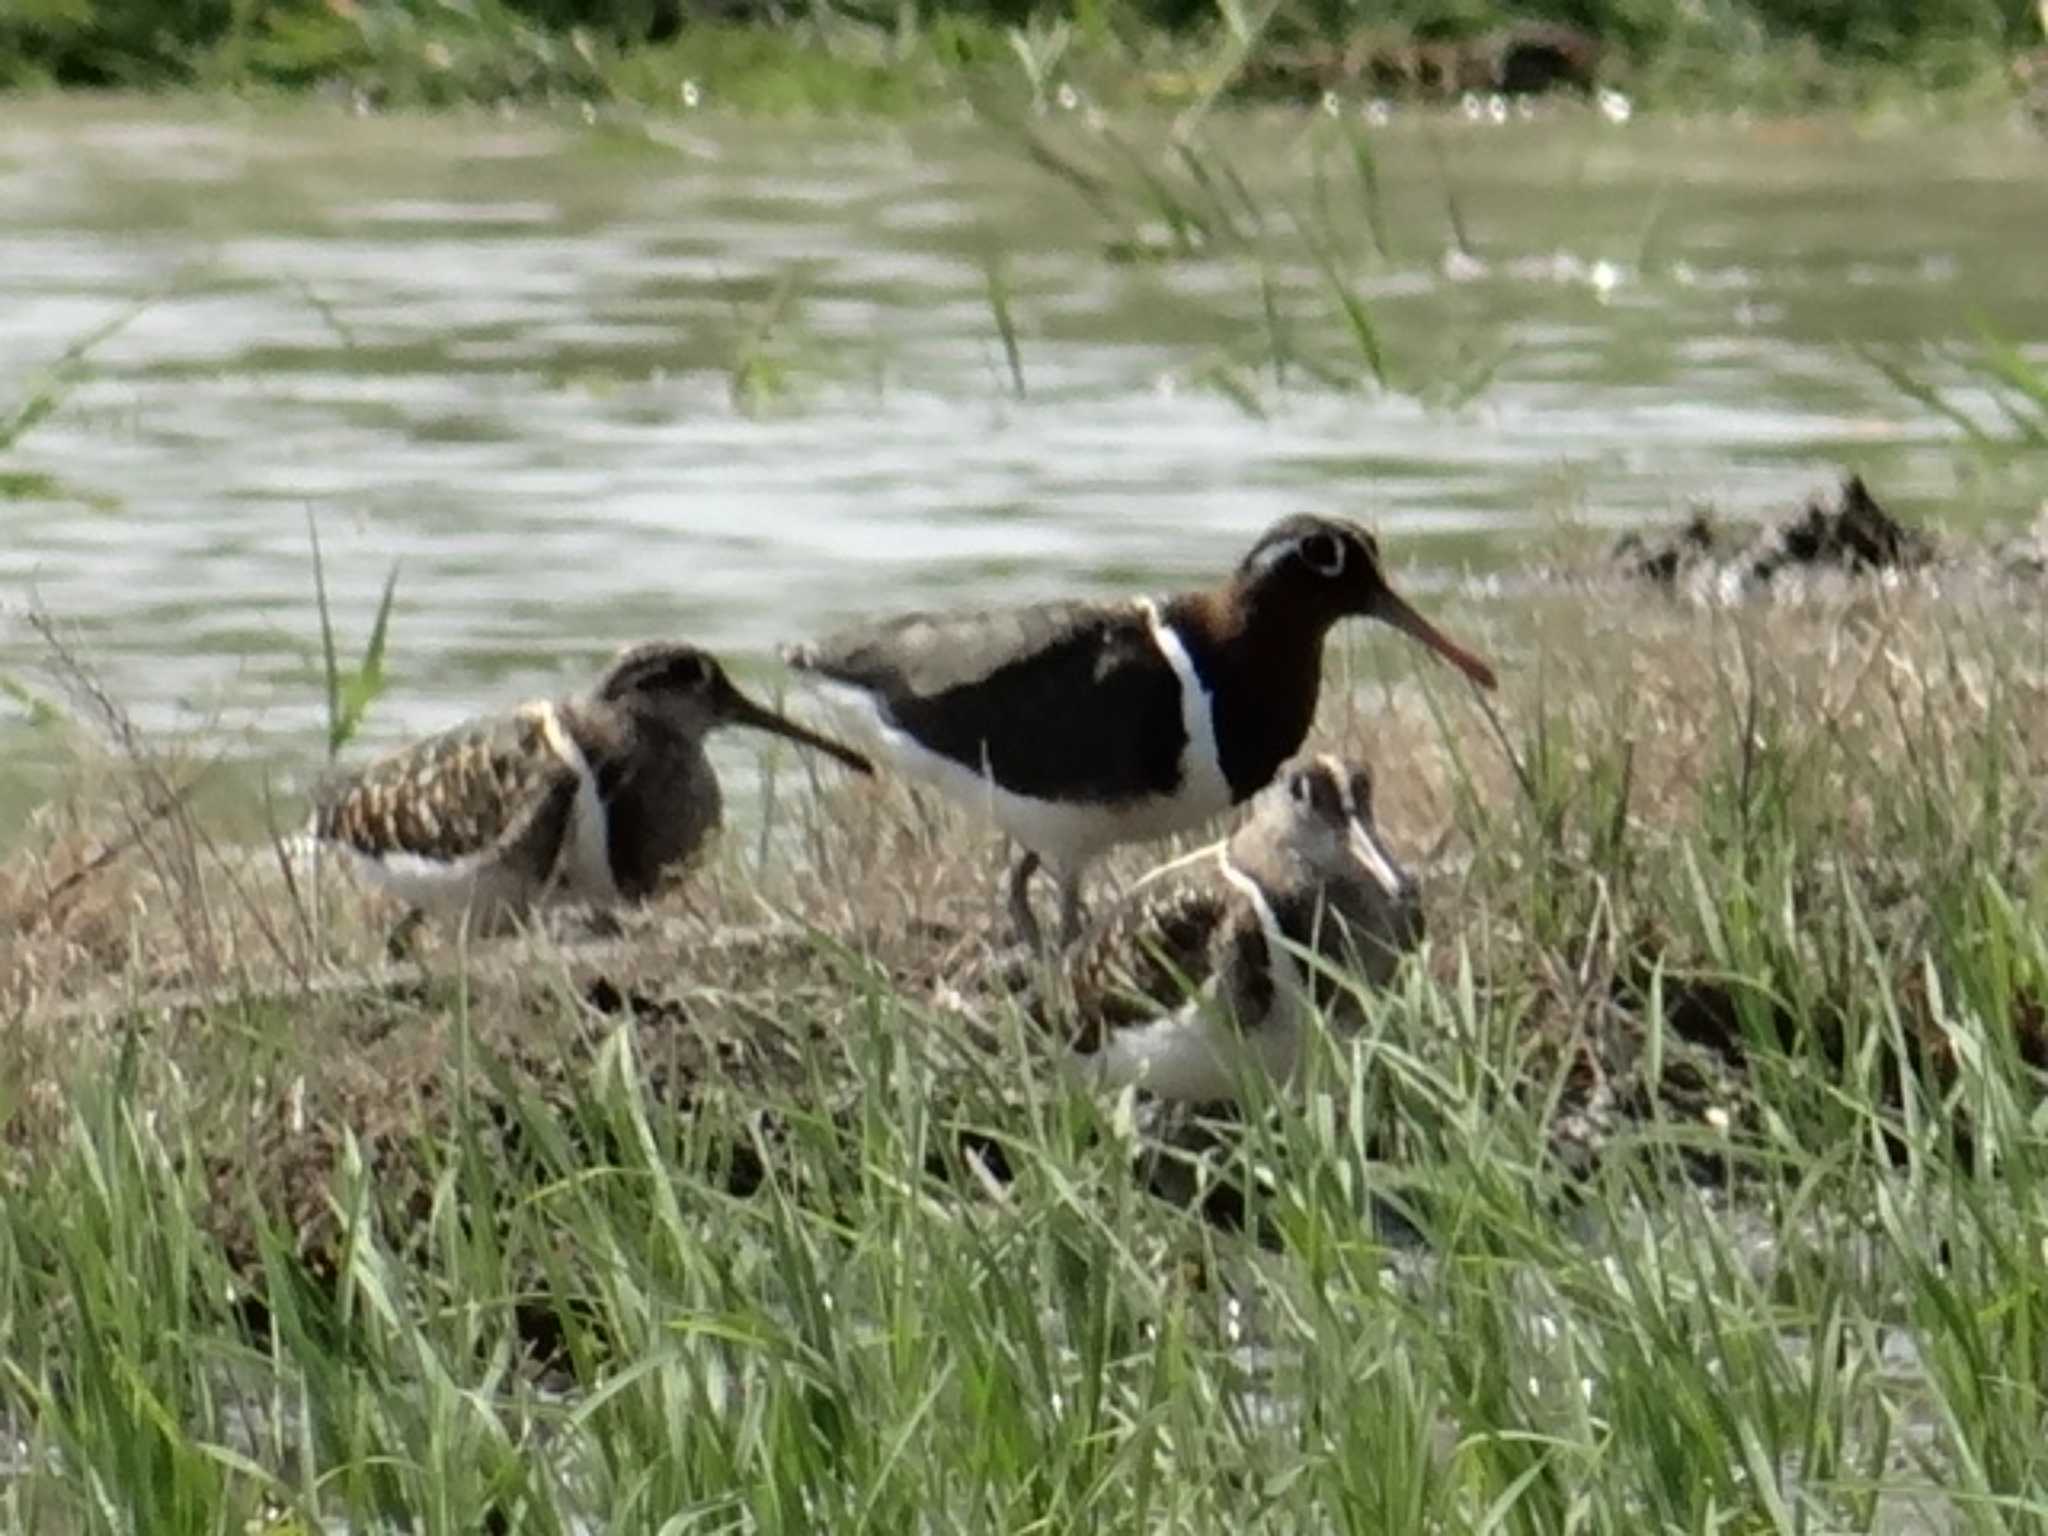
[2,97,2044,838]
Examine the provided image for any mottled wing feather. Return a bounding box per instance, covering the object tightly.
[1068,882,1230,1053]
[1213,902,1278,1029]
[796,600,1188,804]
[314,706,576,868]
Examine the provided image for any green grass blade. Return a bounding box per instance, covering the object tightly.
[1962,318,2048,442]
[1854,342,1997,445]
[1257,260,1289,393]
[333,563,401,756]
[1345,120,1392,264]
[982,251,1027,399]
[0,298,155,453]
[1302,233,1388,388]
[308,510,344,761]
[1190,356,1267,418]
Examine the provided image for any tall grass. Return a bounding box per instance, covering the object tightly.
[981,248,1029,399]
[1002,110,1517,415]
[4,581,2048,1525]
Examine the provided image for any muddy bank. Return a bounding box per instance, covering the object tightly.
[1613,474,1934,598]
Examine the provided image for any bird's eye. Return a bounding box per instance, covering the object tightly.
[1288,769,1316,807]
[675,656,712,688]
[1299,531,1346,577]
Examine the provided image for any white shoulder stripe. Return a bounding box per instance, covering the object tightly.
[1138,598,1232,808]
[531,702,620,904]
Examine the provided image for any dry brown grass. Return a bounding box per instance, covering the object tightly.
[5,574,2047,1272]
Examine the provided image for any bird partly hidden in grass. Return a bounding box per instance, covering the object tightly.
[1062,751,1424,1104]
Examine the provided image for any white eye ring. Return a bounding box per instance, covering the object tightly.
[1300,533,1346,577]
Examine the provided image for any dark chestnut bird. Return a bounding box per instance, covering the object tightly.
[784,515,1495,946]
[309,640,872,935]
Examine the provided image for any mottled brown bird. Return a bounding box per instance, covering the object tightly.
[309,641,871,936]
[1064,752,1423,1103]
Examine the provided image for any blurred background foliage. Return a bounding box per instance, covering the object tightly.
[0,0,2038,105]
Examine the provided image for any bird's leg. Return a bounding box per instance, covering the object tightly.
[385,906,426,962]
[1056,870,1089,949]
[1007,848,1045,952]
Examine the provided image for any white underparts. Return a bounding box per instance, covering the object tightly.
[339,845,510,916]
[802,604,1236,882]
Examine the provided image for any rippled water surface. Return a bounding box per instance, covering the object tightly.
[2,97,2043,834]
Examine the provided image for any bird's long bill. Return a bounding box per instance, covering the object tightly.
[725,688,875,774]
[1344,816,1410,902]
[1369,585,1498,690]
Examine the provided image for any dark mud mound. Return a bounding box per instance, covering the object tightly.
[1761,474,1937,580]
[1615,475,1937,599]
[1240,21,1604,103]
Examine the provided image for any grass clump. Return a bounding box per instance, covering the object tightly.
[3,573,2048,1523]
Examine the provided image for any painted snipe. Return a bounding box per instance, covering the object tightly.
[309,640,872,939]
[1064,751,1423,1103]
[783,514,1493,946]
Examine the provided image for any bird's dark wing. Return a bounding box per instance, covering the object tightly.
[792,600,1188,803]
[313,704,578,868]
[1067,881,1231,1053]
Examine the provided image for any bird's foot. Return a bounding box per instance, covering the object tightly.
[1056,885,1089,949]
[384,908,427,963]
